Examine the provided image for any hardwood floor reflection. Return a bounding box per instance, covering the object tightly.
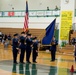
[0,44,76,75]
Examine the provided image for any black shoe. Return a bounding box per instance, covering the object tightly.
[20,62,25,64]
[33,61,37,63]
[26,61,31,63]
[28,61,31,63]
[51,60,55,62]
[33,62,37,63]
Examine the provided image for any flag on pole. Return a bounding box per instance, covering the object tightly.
[42,19,56,45]
[23,0,29,32]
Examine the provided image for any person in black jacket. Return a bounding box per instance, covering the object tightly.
[50,36,58,61]
[19,32,26,64]
[26,34,33,63]
[32,37,38,63]
[12,33,19,64]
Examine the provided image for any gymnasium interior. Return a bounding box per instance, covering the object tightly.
[0,0,76,75]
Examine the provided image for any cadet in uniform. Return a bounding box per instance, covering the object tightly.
[12,33,19,64]
[32,37,38,63]
[50,36,58,61]
[26,34,33,63]
[19,32,26,63]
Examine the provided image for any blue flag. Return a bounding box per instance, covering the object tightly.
[42,19,56,45]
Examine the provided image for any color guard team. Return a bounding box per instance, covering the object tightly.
[1,30,76,63]
[12,32,39,64]
[12,32,59,64]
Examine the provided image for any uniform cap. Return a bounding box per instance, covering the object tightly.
[27,33,31,36]
[13,33,18,36]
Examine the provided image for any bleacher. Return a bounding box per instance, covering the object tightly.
[0,28,46,41]
[0,28,76,55]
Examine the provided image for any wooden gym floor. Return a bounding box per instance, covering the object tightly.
[0,43,76,75]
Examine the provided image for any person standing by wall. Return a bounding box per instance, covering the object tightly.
[50,36,58,61]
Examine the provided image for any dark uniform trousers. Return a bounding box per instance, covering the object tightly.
[19,36,26,63]
[51,49,56,61]
[19,43,26,63]
[12,38,19,63]
[12,49,18,63]
[50,40,58,61]
[26,45,32,62]
[32,42,38,62]
[26,38,32,62]
[33,50,38,62]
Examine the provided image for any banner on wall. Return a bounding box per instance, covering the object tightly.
[45,11,53,16]
[53,10,60,16]
[37,11,45,16]
[15,12,22,16]
[29,11,36,16]
[60,11,72,40]
[2,12,8,16]
[21,12,25,16]
[8,12,14,16]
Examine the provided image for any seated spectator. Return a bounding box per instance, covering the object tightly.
[4,34,8,41]
[0,35,2,42]
[71,38,75,45]
[8,34,12,41]
[0,30,2,35]
[8,34,12,45]
[4,38,9,50]
[0,31,2,42]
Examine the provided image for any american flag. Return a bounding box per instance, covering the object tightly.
[23,1,28,32]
